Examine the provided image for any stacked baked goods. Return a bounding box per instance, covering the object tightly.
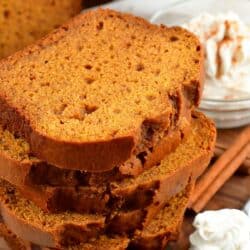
[0,9,216,250]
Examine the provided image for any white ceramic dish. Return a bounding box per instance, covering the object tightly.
[150,0,250,128]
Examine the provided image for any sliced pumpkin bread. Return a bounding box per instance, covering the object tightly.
[0,9,203,171]
[0,221,31,250]
[0,112,215,242]
[0,179,193,249]
[0,0,82,59]
[0,112,190,188]
[0,112,215,217]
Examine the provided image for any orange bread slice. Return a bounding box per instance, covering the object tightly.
[0,0,82,59]
[60,185,192,250]
[0,9,203,171]
[0,112,215,218]
[0,112,190,188]
[0,179,192,249]
[0,222,31,250]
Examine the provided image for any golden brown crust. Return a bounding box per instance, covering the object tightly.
[0,9,203,171]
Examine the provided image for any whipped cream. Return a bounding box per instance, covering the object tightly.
[189,209,250,250]
[183,12,250,99]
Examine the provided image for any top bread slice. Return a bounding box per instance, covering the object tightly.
[0,0,82,59]
[0,9,203,171]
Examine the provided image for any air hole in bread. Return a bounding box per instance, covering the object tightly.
[165,202,170,208]
[113,109,121,114]
[62,26,69,32]
[136,151,147,165]
[84,64,92,70]
[191,113,199,119]
[181,131,185,140]
[194,59,199,64]
[79,94,87,100]
[54,103,67,115]
[141,120,158,148]
[85,104,98,115]
[44,60,48,64]
[196,45,201,51]
[84,77,95,84]
[78,46,83,51]
[3,10,10,18]
[146,95,156,101]
[96,21,104,30]
[126,42,131,48]
[29,75,36,81]
[41,82,50,87]
[136,63,144,71]
[154,201,160,206]
[154,69,161,76]
[170,36,179,42]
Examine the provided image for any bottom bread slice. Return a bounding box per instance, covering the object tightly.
[63,184,192,250]
[0,221,32,250]
[2,183,193,250]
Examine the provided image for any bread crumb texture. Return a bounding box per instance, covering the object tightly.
[0,9,202,142]
[0,0,82,58]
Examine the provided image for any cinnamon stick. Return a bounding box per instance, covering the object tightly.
[192,143,250,212]
[189,126,250,207]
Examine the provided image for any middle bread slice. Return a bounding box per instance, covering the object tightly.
[0,179,194,249]
[0,112,216,236]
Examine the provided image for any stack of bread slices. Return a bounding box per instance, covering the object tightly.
[0,9,216,250]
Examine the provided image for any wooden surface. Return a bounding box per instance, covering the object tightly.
[170,127,250,249]
[171,174,250,250]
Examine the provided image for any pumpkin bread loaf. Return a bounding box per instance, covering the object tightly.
[0,179,193,249]
[0,112,215,216]
[0,0,82,59]
[0,112,215,243]
[0,9,204,172]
